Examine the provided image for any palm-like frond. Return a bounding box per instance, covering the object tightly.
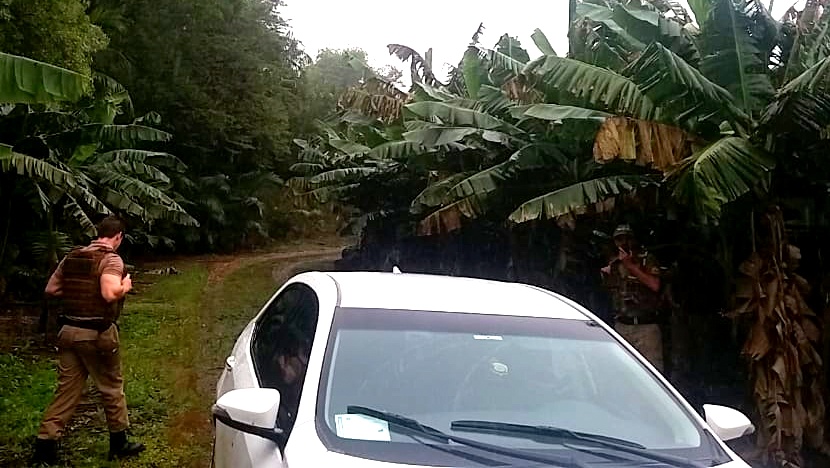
[405,101,511,131]
[92,169,197,225]
[368,141,429,160]
[443,144,567,202]
[82,124,172,149]
[101,188,145,219]
[508,175,656,223]
[410,82,457,102]
[388,44,441,86]
[93,149,187,172]
[0,145,76,188]
[68,181,111,215]
[484,49,528,80]
[64,195,98,236]
[624,43,748,128]
[413,144,569,234]
[289,162,325,175]
[761,91,830,141]
[410,173,475,215]
[576,2,648,52]
[328,139,371,156]
[460,48,483,100]
[94,161,171,184]
[687,0,713,26]
[31,181,52,214]
[29,230,74,266]
[89,73,133,124]
[523,55,657,120]
[403,126,480,147]
[646,0,694,25]
[293,183,360,208]
[417,194,488,236]
[531,29,558,56]
[669,137,775,220]
[698,0,776,117]
[779,55,830,94]
[308,167,377,185]
[0,52,89,104]
[476,85,515,115]
[514,104,612,122]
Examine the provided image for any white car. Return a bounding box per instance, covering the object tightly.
[213,270,754,468]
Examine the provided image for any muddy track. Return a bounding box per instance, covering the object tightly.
[206,246,346,286]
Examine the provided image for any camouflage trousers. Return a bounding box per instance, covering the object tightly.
[614,322,664,373]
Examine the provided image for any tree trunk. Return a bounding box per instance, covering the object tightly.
[568,0,577,57]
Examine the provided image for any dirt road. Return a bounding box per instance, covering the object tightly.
[0,239,349,467]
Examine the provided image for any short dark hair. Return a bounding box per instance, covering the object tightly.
[96,215,126,239]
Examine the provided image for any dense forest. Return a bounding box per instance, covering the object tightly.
[0,0,382,301]
[5,0,830,466]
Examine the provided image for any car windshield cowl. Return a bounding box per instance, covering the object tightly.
[450,420,706,468]
[347,406,589,468]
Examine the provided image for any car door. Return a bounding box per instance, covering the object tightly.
[214,282,320,468]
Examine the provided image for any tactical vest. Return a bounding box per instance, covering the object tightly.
[61,245,122,322]
[606,254,662,318]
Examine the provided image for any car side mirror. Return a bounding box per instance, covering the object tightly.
[213,388,284,443]
[703,404,755,441]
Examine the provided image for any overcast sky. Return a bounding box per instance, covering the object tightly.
[281,0,805,83]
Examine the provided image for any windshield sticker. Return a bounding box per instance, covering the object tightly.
[334,414,391,442]
[473,335,503,341]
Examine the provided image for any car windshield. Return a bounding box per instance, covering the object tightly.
[315,307,729,467]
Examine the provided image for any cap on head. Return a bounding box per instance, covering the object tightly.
[613,224,634,239]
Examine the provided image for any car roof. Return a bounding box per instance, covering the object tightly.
[322,271,590,321]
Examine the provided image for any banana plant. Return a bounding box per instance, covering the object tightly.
[0,52,197,238]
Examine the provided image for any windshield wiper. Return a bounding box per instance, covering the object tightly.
[450,420,705,468]
[347,406,588,468]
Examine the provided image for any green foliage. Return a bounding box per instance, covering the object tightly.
[669,137,775,222]
[293,0,830,242]
[623,43,746,130]
[0,52,89,103]
[93,0,303,251]
[0,259,287,467]
[525,54,657,119]
[0,0,108,76]
[0,354,56,461]
[300,48,387,132]
[0,49,197,299]
[698,0,776,117]
[508,175,656,223]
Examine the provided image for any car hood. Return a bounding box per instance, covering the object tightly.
[288,450,751,468]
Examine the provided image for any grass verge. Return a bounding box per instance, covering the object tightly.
[0,258,282,467]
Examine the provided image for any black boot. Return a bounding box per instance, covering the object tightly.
[107,431,145,461]
[30,438,58,466]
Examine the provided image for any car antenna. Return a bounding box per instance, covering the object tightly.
[392,265,402,274]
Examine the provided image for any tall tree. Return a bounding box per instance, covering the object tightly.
[0,0,109,76]
[95,0,305,250]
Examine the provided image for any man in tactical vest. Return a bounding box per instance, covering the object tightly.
[32,215,145,465]
[600,224,665,372]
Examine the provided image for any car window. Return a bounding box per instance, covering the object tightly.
[252,282,319,440]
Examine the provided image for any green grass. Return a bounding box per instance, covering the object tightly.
[0,258,284,467]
